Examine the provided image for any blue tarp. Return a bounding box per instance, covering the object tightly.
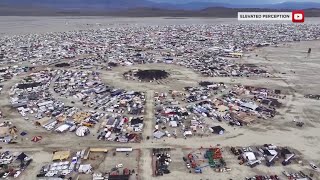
[20,131,27,136]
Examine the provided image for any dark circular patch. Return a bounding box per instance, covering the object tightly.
[124,69,169,81]
[135,69,169,81]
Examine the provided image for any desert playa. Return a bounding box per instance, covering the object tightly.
[0,17,319,180]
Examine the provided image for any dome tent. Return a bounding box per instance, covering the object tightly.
[76,126,90,137]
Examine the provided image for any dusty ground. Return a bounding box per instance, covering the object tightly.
[1,17,320,36]
[0,18,320,179]
[91,149,140,180]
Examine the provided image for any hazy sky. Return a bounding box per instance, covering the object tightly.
[150,0,319,4]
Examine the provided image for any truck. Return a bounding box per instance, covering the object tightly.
[247,160,261,168]
[194,164,210,173]
[266,153,278,167]
[282,153,295,166]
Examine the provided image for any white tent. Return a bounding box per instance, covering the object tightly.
[169,121,178,127]
[153,131,165,139]
[105,131,111,138]
[52,163,58,167]
[55,124,70,133]
[183,131,192,136]
[76,126,90,137]
[78,164,92,174]
[116,148,133,152]
[243,152,256,162]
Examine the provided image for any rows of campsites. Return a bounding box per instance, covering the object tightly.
[1,145,318,179]
[152,81,286,139]
[9,69,145,143]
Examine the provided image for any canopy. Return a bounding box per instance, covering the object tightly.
[31,136,42,142]
[52,151,71,161]
[35,117,51,126]
[9,126,18,134]
[20,131,27,136]
[243,152,256,161]
[56,124,70,132]
[78,164,92,174]
[90,148,108,153]
[16,153,27,161]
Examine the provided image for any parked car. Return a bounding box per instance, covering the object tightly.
[116,164,123,168]
[310,162,319,171]
[186,163,191,169]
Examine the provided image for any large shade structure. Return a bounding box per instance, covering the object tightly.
[35,117,51,126]
[89,148,108,153]
[76,126,90,137]
[52,150,71,161]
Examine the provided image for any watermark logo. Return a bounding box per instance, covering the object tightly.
[292,10,305,23]
[238,11,305,23]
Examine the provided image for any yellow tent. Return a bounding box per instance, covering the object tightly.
[35,117,51,126]
[9,127,18,135]
[57,115,67,122]
[73,112,91,123]
[218,105,229,112]
[90,148,108,153]
[52,150,71,161]
[229,52,243,58]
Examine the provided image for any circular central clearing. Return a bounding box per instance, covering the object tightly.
[135,69,169,81]
[124,69,169,81]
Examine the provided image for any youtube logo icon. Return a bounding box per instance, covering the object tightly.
[292,10,305,23]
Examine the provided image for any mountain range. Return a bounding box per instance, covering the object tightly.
[1,0,320,16]
[1,0,320,10]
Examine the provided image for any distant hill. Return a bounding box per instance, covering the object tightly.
[103,7,320,17]
[1,0,320,16]
[1,6,320,17]
[172,1,320,10]
[0,0,156,10]
[1,0,320,10]
[266,2,320,10]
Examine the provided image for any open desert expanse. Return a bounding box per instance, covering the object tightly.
[1,16,320,36]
